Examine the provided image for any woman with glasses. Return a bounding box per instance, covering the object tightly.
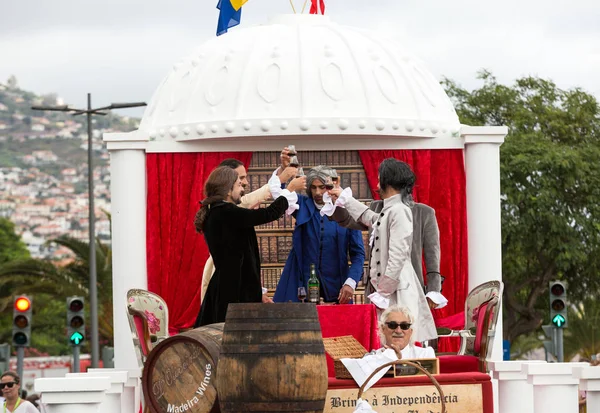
[1,371,39,412]
[378,306,435,359]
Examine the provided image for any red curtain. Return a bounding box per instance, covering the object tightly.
[146,152,253,333]
[358,150,468,352]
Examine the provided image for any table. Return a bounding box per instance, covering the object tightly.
[317,304,381,377]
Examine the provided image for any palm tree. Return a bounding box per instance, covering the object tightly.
[0,235,113,346]
[564,296,600,361]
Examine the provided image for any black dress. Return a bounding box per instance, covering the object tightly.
[195,196,289,326]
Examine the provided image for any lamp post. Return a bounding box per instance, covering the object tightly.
[32,94,146,367]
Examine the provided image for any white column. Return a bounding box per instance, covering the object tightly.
[35,377,110,413]
[524,362,587,413]
[88,368,142,413]
[104,132,149,370]
[573,365,600,413]
[68,370,129,413]
[489,360,546,413]
[462,125,507,363]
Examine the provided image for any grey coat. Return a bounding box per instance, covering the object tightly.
[342,194,438,342]
[331,202,442,293]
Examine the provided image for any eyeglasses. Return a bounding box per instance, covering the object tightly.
[385,321,412,331]
[0,382,16,389]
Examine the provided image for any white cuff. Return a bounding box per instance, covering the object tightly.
[335,187,353,208]
[425,291,448,309]
[268,172,282,199]
[262,287,268,295]
[280,189,299,215]
[320,192,336,217]
[344,278,357,290]
[367,292,390,309]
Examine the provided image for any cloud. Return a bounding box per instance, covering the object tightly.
[1,0,598,117]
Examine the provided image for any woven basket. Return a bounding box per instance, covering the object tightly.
[322,336,368,379]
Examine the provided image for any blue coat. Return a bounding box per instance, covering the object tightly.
[274,195,365,302]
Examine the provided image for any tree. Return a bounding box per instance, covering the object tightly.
[564,296,600,360]
[0,235,113,353]
[444,71,600,341]
[0,218,30,264]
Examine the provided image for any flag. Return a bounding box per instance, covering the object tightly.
[230,0,248,10]
[217,0,242,36]
[310,0,325,14]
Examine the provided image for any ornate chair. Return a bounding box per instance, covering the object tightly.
[437,280,503,372]
[126,289,170,368]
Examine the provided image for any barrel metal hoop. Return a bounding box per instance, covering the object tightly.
[219,400,325,411]
[220,343,325,354]
[223,322,322,331]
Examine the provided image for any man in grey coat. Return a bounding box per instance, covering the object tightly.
[328,184,444,310]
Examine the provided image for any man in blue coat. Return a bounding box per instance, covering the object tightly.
[274,166,365,303]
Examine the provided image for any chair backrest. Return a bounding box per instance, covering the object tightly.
[463,281,503,356]
[126,289,170,368]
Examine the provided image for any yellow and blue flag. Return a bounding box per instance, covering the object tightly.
[217,0,249,36]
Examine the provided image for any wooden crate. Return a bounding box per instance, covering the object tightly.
[322,335,368,379]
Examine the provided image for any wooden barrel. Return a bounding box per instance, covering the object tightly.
[217,303,328,413]
[142,323,223,413]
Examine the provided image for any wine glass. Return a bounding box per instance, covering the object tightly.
[296,167,305,178]
[324,177,334,191]
[331,169,339,186]
[297,287,307,303]
[287,144,297,157]
[289,156,300,168]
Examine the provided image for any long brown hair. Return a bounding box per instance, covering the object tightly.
[194,166,238,233]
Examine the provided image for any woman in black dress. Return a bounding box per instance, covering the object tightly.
[194,166,303,326]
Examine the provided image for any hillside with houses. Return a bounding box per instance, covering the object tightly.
[0,76,140,261]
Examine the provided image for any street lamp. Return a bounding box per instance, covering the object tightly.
[32,94,146,367]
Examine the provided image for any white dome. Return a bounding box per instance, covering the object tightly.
[140,14,460,141]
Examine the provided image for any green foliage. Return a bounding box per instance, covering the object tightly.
[444,71,600,341]
[0,218,30,264]
[0,235,113,354]
[509,333,543,360]
[564,297,600,360]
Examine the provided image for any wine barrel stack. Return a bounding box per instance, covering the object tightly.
[217,303,329,413]
[142,323,224,413]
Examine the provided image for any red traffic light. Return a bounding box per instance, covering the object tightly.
[69,299,84,312]
[15,296,31,312]
[550,283,565,296]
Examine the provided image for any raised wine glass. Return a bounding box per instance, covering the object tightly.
[289,155,300,168]
[297,287,307,303]
[287,144,297,157]
[331,169,339,186]
[296,167,305,178]
[324,177,334,191]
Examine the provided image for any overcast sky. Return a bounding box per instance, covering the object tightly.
[1,0,598,118]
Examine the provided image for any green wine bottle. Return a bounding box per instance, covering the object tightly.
[308,263,320,304]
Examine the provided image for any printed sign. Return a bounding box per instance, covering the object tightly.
[325,384,484,413]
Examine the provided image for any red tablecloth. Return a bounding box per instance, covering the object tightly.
[318,304,381,377]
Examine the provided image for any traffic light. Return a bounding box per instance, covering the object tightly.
[12,295,32,347]
[67,296,85,346]
[549,281,568,328]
